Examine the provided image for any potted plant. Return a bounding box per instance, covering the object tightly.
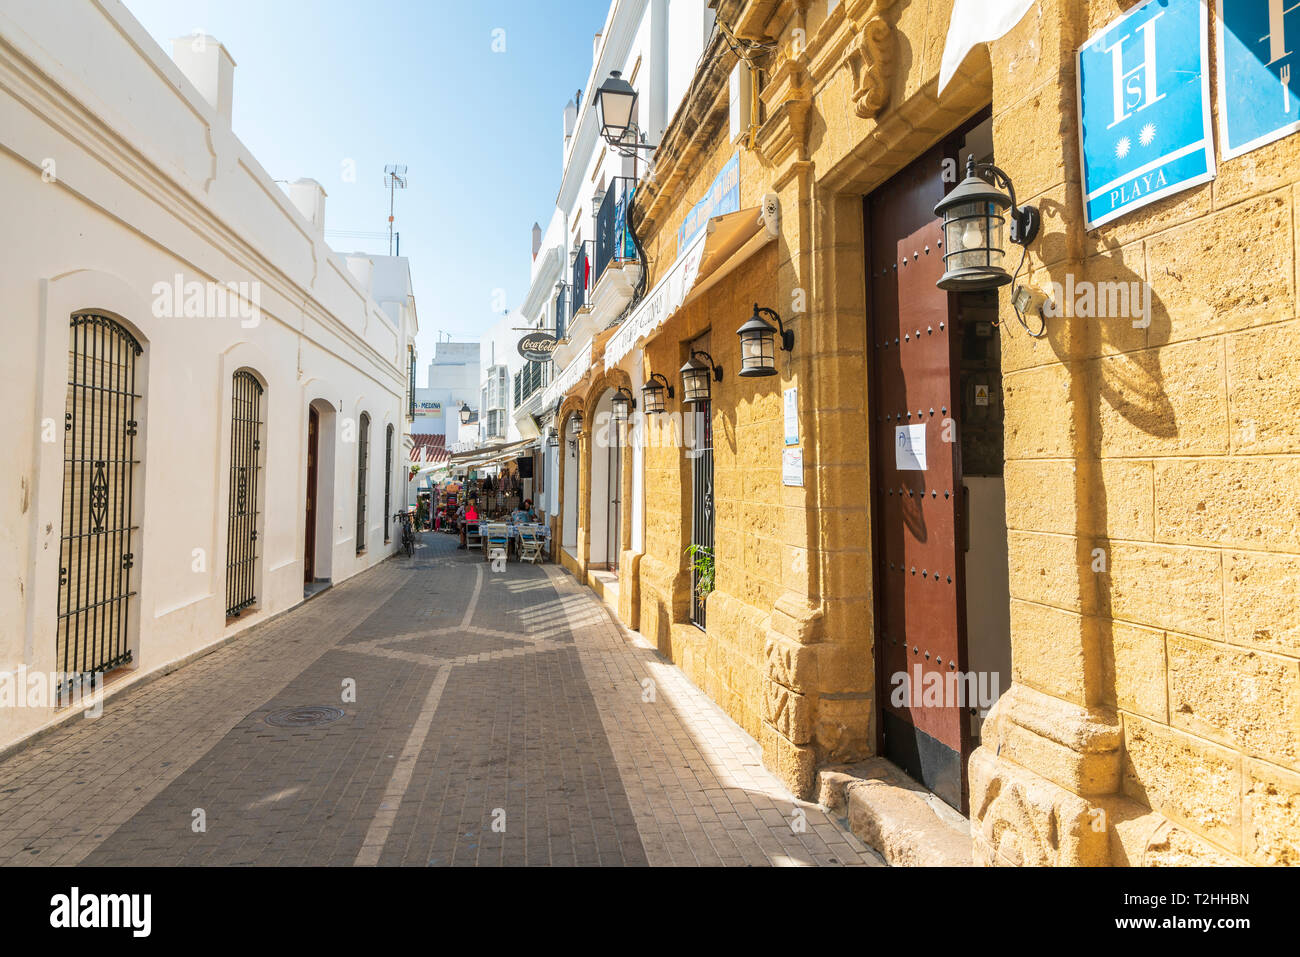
[686,544,714,603]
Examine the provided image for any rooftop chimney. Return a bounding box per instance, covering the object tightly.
[345,254,374,295]
[287,178,327,232]
[531,222,542,260]
[171,34,235,124]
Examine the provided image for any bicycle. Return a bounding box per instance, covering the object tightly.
[394,511,415,558]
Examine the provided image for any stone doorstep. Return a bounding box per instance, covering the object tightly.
[817,758,975,867]
[587,569,621,616]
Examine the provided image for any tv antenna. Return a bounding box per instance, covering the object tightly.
[384,164,408,255]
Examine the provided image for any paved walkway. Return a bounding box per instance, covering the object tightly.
[0,533,882,866]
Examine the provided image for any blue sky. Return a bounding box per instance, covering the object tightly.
[122,0,610,385]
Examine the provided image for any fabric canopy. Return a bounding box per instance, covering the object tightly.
[938,0,1035,95]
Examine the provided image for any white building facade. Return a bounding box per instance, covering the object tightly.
[531,0,716,572]
[1,4,417,750]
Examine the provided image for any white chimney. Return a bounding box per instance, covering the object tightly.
[531,222,542,260]
[563,97,577,151]
[287,178,327,232]
[171,34,235,124]
[346,254,374,295]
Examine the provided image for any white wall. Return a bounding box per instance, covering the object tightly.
[0,1,414,750]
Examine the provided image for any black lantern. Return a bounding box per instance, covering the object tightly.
[458,402,472,425]
[680,351,722,405]
[737,304,794,377]
[546,428,559,448]
[594,71,638,143]
[933,156,1039,292]
[570,411,584,437]
[611,386,636,422]
[641,373,673,414]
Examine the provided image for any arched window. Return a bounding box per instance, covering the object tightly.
[58,312,142,702]
[384,424,394,544]
[356,412,370,553]
[226,371,264,617]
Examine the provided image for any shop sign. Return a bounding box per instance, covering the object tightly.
[1077,0,1214,230]
[413,401,442,416]
[517,331,558,362]
[1217,0,1300,160]
[678,151,740,248]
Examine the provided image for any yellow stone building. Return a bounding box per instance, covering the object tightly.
[552,0,1300,866]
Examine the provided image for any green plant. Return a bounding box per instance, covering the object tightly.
[686,544,715,602]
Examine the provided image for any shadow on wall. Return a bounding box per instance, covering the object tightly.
[1034,193,1176,725]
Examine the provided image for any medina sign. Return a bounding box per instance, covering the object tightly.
[517,332,558,362]
[1076,0,1214,230]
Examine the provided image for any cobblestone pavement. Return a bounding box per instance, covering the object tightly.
[0,533,883,866]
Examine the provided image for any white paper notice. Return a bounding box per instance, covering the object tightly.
[895,424,927,471]
[782,448,803,487]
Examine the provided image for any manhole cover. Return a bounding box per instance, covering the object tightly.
[264,705,345,728]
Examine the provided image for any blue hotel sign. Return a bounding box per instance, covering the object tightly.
[1077,0,1215,230]
[1217,0,1300,160]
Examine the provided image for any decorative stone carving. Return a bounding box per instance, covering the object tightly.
[846,0,898,119]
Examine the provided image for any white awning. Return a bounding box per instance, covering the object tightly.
[604,204,775,371]
[541,338,593,409]
[937,0,1034,95]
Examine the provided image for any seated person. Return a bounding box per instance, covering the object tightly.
[458,501,479,549]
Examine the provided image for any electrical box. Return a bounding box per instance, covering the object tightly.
[729,61,755,145]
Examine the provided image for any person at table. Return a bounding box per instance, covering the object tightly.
[458,500,479,549]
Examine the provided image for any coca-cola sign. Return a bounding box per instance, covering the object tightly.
[517,332,558,362]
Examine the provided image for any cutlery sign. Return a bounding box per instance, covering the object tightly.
[1076,0,1215,230]
[1217,0,1300,159]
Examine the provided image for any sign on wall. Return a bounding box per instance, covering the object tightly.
[517,331,558,362]
[413,401,443,416]
[1217,0,1300,160]
[1077,0,1214,230]
[783,387,799,446]
[678,151,740,248]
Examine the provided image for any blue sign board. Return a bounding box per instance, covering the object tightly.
[1077,0,1214,230]
[1218,0,1300,160]
[677,151,740,248]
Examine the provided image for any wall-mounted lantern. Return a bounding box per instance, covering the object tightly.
[546,428,559,448]
[737,303,794,377]
[611,386,636,422]
[594,71,657,153]
[680,351,722,405]
[641,373,674,414]
[458,402,472,425]
[570,411,584,437]
[933,156,1040,292]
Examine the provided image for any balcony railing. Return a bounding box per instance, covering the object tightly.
[571,240,594,314]
[594,177,636,287]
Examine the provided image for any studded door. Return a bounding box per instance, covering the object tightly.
[867,143,970,811]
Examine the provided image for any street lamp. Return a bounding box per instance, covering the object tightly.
[737,304,794,377]
[611,386,636,422]
[458,402,472,425]
[570,411,584,437]
[680,351,722,405]
[594,71,657,153]
[546,428,558,448]
[933,156,1039,291]
[641,373,673,414]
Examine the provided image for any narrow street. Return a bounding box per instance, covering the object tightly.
[0,534,880,867]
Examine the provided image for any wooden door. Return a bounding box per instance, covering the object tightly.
[867,142,970,811]
[305,406,318,583]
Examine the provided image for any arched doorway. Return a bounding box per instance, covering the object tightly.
[305,399,337,593]
[562,412,580,551]
[589,389,620,572]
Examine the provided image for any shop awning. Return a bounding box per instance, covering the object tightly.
[604,204,776,371]
[541,338,593,408]
[446,438,537,471]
